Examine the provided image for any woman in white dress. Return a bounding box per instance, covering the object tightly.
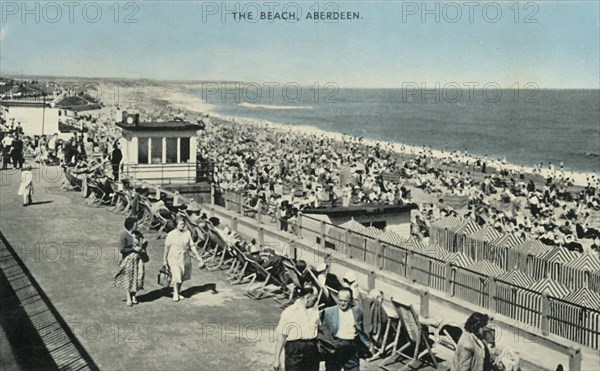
[163,217,203,302]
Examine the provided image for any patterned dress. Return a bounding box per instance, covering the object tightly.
[114,252,145,292]
[114,231,145,292]
[165,229,194,284]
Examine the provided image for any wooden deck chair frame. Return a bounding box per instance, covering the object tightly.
[86,179,111,207]
[227,244,257,285]
[366,296,399,361]
[203,226,233,271]
[379,298,438,370]
[245,259,287,300]
[275,259,303,308]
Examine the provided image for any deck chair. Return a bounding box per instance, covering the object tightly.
[203,225,234,271]
[366,296,399,361]
[379,298,439,370]
[274,259,304,308]
[61,165,82,191]
[227,244,257,285]
[245,257,288,300]
[86,178,112,207]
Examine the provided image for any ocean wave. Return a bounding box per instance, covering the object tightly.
[239,102,313,110]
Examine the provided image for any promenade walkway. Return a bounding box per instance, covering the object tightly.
[0,166,597,370]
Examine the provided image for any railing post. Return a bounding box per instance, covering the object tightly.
[541,290,550,336]
[489,276,497,313]
[368,271,376,291]
[210,184,215,206]
[231,217,238,234]
[297,212,303,238]
[155,188,161,199]
[287,238,297,260]
[347,230,353,259]
[174,191,180,206]
[209,206,215,218]
[320,221,326,249]
[445,262,453,297]
[225,190,231,211]
[568,347,582,371]
[407,251,414,282]
[258,226,264,246]
[377,240,384,270]
[420,289,430,318]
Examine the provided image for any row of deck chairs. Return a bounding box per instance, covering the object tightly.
[190,211,464,370]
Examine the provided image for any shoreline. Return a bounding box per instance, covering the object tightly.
[148,85,597,186]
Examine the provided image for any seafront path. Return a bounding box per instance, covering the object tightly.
[0,165,598,371]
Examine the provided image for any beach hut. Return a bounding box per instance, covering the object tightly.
[463,225,503,262]
[554,287,600,348]
[530,277,571,298]
[447,252,475,268]
[379,230,406,247]
[470,260,506,277]
[510,240,553,279]
[591,270,600,294]
[448,219,481,253]
[339,219,368,262]
[489,233,525,270]
[496,268,536,323]
[535,248,579,283]
[403,236,427,252]
[562,253,600,292]
[429,216,462,248]
[451,260,504,309]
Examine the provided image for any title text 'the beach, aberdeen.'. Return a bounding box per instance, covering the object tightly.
[231,11,361,21]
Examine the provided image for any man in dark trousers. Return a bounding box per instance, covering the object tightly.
[321,287,370,371]
[11,134,24,169]
[110,141,123,181]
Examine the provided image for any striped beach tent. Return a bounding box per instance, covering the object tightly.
[536,248,579,283]
[448,219,481,252]
[403,237,427,252]
[362,226,383,239]
[496,268,537,325]
[447,252,475,268]
[339,218,366,233]
[591,270,600,294]
[379,230,406,247]
[498,269,535,288]
[549,286,600,348]
[489,233,525,269]
[563,287,600,310]
[464,225,503,262]
[562,253,600,292]
[430,215,463,248]
[470,260,506,277]
[509,239,553,278]
[423,245,451,260]
[530,277,571,298]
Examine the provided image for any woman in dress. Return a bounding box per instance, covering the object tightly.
[114,217,146,306]
[451,312,493,371]
[163,217,203,302]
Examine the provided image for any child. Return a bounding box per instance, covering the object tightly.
[17,165,34,206]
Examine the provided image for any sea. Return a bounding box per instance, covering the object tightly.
[190,87,600,173]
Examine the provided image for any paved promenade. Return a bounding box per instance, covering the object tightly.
[0,165,598,370]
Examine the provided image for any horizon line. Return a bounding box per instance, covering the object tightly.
[2,73,599,91]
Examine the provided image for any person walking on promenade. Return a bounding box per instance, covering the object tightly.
[114,217,146,306]
[163,217,203,302]
[273,284,320,371]
[110,141,123,181]
[17,164,34,206]
[451,312,493,371]
[321,287,370,371]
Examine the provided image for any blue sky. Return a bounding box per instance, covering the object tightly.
[1,1,599,88]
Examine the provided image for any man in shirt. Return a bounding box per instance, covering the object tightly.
[273,284,320,371]
[321,288,370,371]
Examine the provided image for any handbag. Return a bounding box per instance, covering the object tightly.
[140,249,150,263]
[157,264,171,287]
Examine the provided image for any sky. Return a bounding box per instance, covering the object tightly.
[1,1,599,88]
